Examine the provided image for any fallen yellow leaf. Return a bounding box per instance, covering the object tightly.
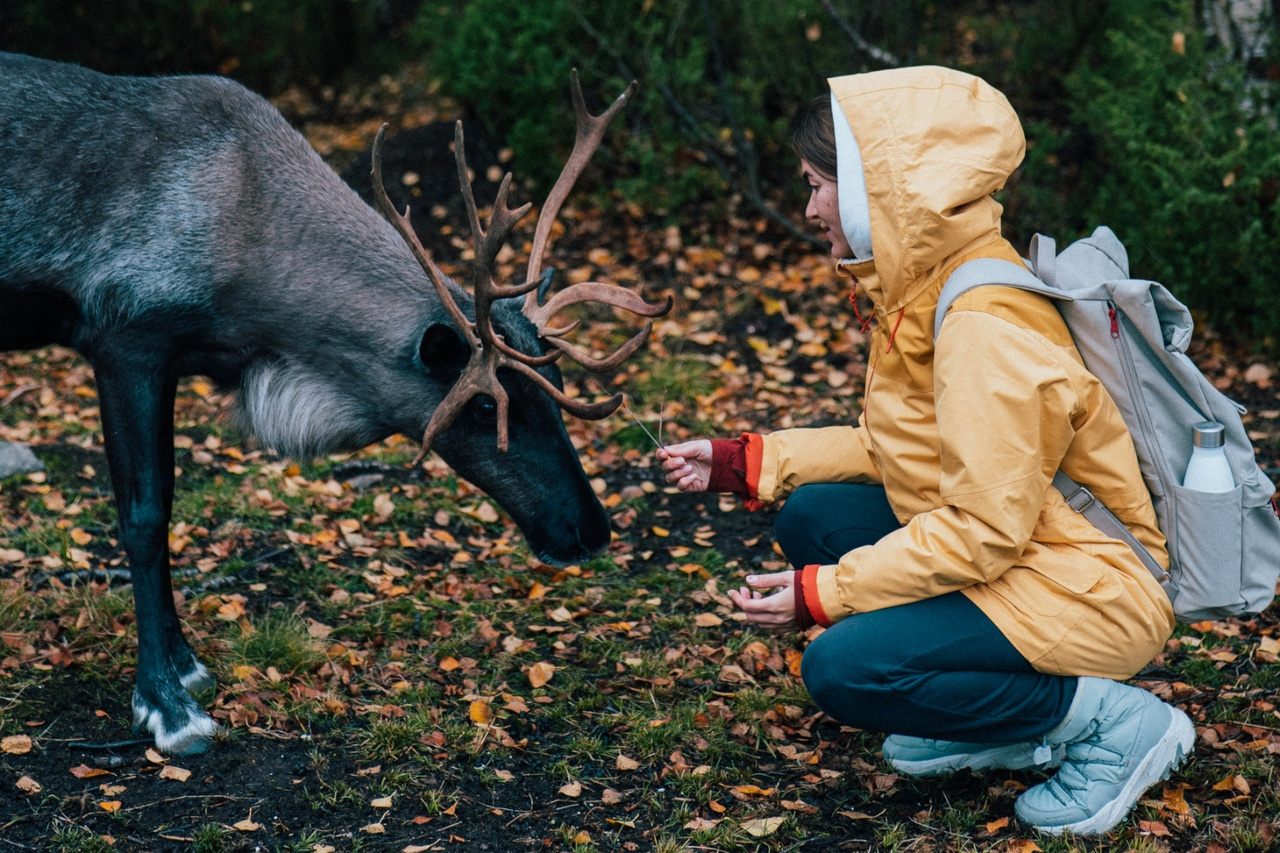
[99,801,122,813]
[694,613,723,627]
[233,818,261,832]
[527,661,556,688]
[731,784,776,797]
[469,699,493,725]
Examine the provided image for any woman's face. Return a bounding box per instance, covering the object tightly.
[801,159,852,258]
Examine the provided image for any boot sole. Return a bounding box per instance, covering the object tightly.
[1026,705,1195,836]
[890,743,1064,777]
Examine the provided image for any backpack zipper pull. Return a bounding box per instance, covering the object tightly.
[1107,302,1120,339]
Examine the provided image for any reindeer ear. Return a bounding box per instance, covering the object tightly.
[419,323,468,380]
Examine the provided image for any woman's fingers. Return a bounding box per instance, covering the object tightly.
[745,571,793,590]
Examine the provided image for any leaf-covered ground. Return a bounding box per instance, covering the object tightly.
[2,71,1280,853]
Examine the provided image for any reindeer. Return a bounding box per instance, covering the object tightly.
[0,52,669,754]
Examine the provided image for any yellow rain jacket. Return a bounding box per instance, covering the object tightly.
[753,67,1174,679]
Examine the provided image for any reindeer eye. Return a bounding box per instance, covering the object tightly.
[472,394,498,424]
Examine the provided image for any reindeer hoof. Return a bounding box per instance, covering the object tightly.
[132,691,219,756]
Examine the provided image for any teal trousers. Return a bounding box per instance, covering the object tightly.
[777,483,1076,742]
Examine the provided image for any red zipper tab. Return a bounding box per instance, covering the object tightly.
[1107,303,1120,339]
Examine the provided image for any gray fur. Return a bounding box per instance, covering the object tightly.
[1,52,613,754]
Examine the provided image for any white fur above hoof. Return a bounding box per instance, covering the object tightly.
[179,661,217,695]
[133,696,219,755]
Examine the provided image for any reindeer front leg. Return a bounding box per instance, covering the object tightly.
[94,349,217,754]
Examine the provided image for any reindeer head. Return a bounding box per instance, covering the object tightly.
[370,71,671,462]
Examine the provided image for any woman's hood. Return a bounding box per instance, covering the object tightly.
[829,66,1025,313]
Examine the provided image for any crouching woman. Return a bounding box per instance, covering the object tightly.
[658,66,1193,836]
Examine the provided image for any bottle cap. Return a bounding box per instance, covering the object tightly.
[1192,421,1225,449]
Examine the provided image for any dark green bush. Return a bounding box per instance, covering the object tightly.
[0,0,416,93]
[411,0,863,216]
[1060,0,1280,345]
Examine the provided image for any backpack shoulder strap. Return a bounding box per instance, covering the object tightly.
[1051,471,1171,587]
[934,257,1072,342]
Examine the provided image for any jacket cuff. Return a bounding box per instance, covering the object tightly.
[742,433,765,511]
[798,564,833,627]
[708,438,750,495]
[792,569,816,630]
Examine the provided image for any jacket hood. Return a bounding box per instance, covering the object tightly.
[829,66,1025,313]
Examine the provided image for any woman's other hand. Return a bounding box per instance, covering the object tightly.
[728,571,798,632]
[657,440,713,492]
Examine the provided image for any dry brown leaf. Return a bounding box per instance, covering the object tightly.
[372,796,393,808]
[741,816,785,837]
[69,764,110,779]
[99,801,122,813]
[159,765,191,782]
[1,735,33,755]
[615,754,640,771]
[16,776,41,794]
[1139,819,1171,837]
[695,612,723,627]
[233,818,261,831]
[559,780,583,797]
[360,822,385,834]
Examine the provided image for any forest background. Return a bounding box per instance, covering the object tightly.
[5,0,1280,345]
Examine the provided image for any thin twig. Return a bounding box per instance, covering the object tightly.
[817,0,900,66]
[1,383,39,407]
[620,396,663,450]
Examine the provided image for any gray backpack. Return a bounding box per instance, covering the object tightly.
[937,226,1280,622]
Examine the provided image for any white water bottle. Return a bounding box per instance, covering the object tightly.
[1181,421,1234,493]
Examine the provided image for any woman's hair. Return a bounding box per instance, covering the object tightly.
[789,93,838,179]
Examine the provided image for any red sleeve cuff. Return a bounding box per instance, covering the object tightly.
[799,564,833,627]
[793,569,816,630]
[708,438,750,495]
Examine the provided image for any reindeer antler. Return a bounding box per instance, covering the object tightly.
[371,71,670,459]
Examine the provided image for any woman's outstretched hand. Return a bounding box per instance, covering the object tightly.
[657,439,713,493]
[728,571,798,632]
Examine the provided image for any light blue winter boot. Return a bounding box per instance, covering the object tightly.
[1014,676,1195,836]
[883,734,1064,776]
